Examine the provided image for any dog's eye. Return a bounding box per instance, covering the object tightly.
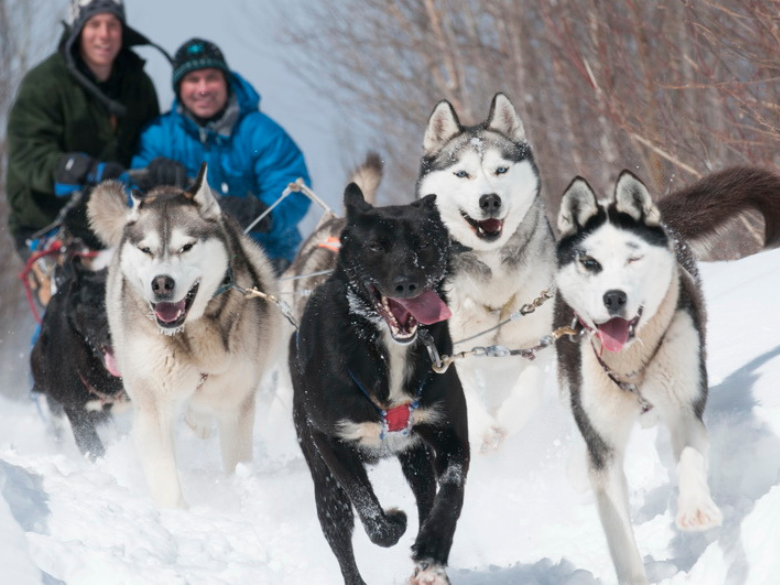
[368,241,383,253]
[628,256,643,264]
[495,166,508,175]
[579,255,601,272]
[139,246,152,256]
[180,243,195,254]
[454,170,469,179]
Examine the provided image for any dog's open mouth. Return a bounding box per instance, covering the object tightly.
[595,313,641,352]
[462,212,503,241]
[369,286,452,344]
[150,282,199,330]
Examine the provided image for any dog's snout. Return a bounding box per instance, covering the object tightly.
[603,289,627,315]
[479,193,502,213]
[392,276,420,298]
[152,275,176,299]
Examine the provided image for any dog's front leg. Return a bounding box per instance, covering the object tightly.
[587,448,648,584]
[312,432,408,547]
[132,391,186,508]
[667,413,722,531]
[410,425,469,584]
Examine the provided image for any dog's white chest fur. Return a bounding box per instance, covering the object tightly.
[336,333,442,453]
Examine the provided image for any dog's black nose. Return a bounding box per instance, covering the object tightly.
[603,289,627,315]
[392,276,420,298]
[152,275,176,299]
[479,193,502,213]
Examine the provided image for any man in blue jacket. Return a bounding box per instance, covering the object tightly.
[131,38,311,273]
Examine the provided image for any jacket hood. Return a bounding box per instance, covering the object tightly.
[58,23,171,117]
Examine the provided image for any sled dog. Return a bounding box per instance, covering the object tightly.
[418,93,555,452]
[88,164,280,508]
[553,167,780,584]
[30,256,126,458]
[290,184,469,585]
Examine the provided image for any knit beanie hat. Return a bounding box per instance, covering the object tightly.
[172,38,231,90]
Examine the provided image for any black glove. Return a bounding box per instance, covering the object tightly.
[218,194,272,233]
[137,157,189,191]
[55,153,126,197]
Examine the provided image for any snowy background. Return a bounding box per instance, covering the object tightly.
[1,245,779,584]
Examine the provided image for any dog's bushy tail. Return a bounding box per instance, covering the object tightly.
[348,151,383,205]
[659,166,780,254]
[87,180,129,248]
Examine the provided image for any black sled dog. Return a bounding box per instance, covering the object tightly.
[31,257,126,458]
[554,167,780,584]
[290,184,469,585]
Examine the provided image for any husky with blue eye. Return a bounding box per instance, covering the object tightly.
[554,167,780,584]
[418,93,556,453]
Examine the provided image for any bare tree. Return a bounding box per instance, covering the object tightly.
[0,0,62,396]
[276,0,780,258]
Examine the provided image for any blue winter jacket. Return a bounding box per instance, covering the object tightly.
[131,72,310,261]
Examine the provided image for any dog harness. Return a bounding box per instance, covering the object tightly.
[347,368,428,440]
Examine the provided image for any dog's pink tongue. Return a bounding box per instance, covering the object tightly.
[395,290,452,325]
[597,318,632,352]
[103,347,121,377]
[154,300,185,323]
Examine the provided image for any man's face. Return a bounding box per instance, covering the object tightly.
[79,13,122,79]
[179,68,229,119]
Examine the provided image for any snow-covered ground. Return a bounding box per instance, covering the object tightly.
[2,247,779,584]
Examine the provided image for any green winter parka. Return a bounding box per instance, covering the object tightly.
[5,43,159,238]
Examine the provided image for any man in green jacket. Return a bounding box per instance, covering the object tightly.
[5,0,166,254]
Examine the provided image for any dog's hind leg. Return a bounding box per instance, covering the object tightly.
[399,443,436,532]
[216,392,255,473]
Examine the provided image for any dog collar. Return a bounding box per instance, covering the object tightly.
[347,368,426,440]
[212,267,234,298]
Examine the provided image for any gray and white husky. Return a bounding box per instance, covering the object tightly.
[418,93,555,452]
[553,167,780,584]
[88,164,280,508]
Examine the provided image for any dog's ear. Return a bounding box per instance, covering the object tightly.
[185,162,221,220]
[88,180,131,247]
[558,177,600,237]
[614,170,661,226]
[486,93,526,143]
[414,193,438,213]
[423,99,461,155]
[344,182,371,220]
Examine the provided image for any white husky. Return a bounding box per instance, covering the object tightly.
[554,167,780,584]
[418,93,555,452]
[88,165,280,508]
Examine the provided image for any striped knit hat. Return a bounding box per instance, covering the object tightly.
[172,38,231,90]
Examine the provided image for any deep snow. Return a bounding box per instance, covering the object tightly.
[2,247,780,584]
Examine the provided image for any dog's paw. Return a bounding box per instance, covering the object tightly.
[409,559,450,585]
[676,493,723,531]
[479,425,507,454]
[185,410,213,439]
[366,508,407,547]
